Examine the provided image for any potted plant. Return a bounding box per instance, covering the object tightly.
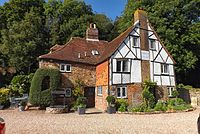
[106,95,116,114]
[18,100,27,111]
[76,96,87,115]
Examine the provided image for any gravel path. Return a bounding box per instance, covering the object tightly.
[0,108,199,134]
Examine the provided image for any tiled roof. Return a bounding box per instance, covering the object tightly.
[39,37,108,65]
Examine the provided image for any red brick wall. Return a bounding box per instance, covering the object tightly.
[39,60,96,88]
[95,60,109,111]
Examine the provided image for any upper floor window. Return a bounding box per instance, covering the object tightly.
[116,59,129,72]
[117,86,127,98]
[161,63,169,74]
[60,64,71,72]
[132,36,139,47]
[150,39,156,50]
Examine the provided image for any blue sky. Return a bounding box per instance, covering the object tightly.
[0,0,127,21]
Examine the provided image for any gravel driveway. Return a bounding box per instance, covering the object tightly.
[0,108,199,134]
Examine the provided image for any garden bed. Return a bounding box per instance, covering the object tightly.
[116,107,195,115]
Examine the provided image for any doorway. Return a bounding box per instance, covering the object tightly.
[84,87,95,108]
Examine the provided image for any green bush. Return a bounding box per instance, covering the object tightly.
[142,81,156,109]
[0,88,11,107]
[72,96,87,110]
[154,101,167,111]
[29,68,60,107]
[106,95,116,107]
[129,103,155,112]
[116,99,128,112]
[167,98,185,106]
[10,73,34,96]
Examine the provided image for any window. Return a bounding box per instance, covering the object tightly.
[167,87,174,97]
[161,64,169,74]
[97,86,102,96]
[91,50,99,55]
[60,64,71,72]
[116,60,129,72]
[117,86,127,98]
[133,36,139,47]
[65,88,71,97]
[150,39,156,50]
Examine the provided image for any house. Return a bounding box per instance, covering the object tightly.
[39,9,176,111]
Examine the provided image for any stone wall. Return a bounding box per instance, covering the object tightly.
[39,60,96,88]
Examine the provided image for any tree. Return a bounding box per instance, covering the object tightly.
[116,0,200,85]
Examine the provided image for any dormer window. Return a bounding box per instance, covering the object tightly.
[132,36,139,47]
[150,39,156,50]
[91,50,99,55]
[161,63,169,74]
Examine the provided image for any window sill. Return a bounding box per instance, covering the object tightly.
[97,94,103,97]
[133,46,140,48]
[60,71,71,73]
[150,48,156,51]
[117,97,128,99]
[161,73,169,76]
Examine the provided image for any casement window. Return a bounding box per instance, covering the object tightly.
[116,59,129,72]
[149,39,156,50]
[97,86,103,96]
[132,36,139,47]
[161,63,169,74]
[167,87,174,97]
[60,64,71,72]
[65,88,71,97]
[117,86,127,98]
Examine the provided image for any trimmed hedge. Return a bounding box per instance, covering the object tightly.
[29,68,60,107]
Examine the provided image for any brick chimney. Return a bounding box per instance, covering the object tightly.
[86,23,99,41]
[134,9,150,82]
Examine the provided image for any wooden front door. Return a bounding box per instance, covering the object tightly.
[84,87,95,108]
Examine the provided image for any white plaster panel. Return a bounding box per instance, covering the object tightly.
[112,59,116,72]
[124,37,130,48]
[154,76,161,85]
[137,49,141,59]
[150,62,153,81]
[126,51,135,59]
[122,74,130,83]
[154,63,161,74]
[131,60,141,82]
[160,49,168,62]
[113,51,122,58]
[170,77,175,86]
[131,30,139,36]
[161,76,170,86]
[150,51,153,61]
[169,65,174,75]
[166,57,173,64]
[149,34,157,40]
[155,55,164,63]
[113,73,121,84]
[118,42,129,57]
[148,31,154,36]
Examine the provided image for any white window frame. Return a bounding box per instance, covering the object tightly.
[132,36,139,47]
[161,63,169,74]
[60,64,71,72]
[65,88,71,97]
[167,87,174,97]
[116,59,129,72]
[116,86,127,98]
[149,39,156,50]
[97,86,102,96]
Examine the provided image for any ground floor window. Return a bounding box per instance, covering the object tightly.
[117,86,127,98]
[97,86,102,96]
[167,87,174,97]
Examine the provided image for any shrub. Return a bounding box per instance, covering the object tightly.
[0,88,11,107]
[172,90,179,98]
[154,100,167,111]
[106,95,116,107]
[10,73,34,96]
[142,81,156,109]
[72,96,87,110]
[116,99,128,112]
[29,68,60,107]
[129,103,154,112]
[167,98,185,106]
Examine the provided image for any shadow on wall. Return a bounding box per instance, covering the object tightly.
[177,88,191,103]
